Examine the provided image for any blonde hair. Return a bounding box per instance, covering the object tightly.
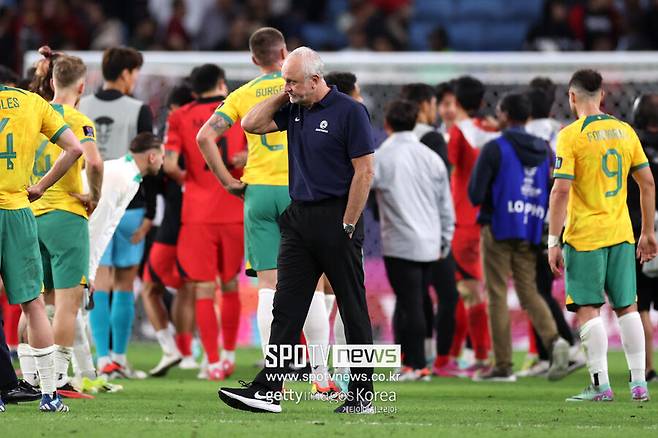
[53,55,87,89]
[30,46,86,100]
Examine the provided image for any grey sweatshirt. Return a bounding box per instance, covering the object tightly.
[372,131,455,262]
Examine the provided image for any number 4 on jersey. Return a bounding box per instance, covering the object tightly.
[0,117,15,170]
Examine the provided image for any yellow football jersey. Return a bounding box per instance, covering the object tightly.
[215,71,288,186]
[31,103,95,218]
[554,114,649,251]
[0,86,69,210]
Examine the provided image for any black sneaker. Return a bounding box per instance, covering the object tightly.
[218,380,281,413]
[334,400,375,414]
[647,369,657,382]
[1,380,42,404]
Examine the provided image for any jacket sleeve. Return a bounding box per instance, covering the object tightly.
[141,174,159,220]
[420,131,449,169]
[468,140,500,206]
[88,175,135,280]
[137,103,154,134]
[437,158,455,258]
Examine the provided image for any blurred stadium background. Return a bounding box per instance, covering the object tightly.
[8,0,658,347]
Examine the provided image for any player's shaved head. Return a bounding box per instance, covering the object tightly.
[249,27,286,67]
[568,69,603,99]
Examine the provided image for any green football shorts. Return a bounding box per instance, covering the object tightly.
[243,184,290,276]
[36,210,89,289]
[0,208,43,304]
[564,242,636,312]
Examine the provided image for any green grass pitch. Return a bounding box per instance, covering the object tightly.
[2,344,657,437]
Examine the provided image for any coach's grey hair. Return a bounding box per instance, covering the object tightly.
[286,46,324,79]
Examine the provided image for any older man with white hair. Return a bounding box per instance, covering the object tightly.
[217,47,376,414]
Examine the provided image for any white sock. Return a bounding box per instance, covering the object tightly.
[334,309,346,345]
[156,329,180,357]
[33,345,56,395]
[304,292,330,383]
[257,288,275,357]
[324,294,335,316]
[17,343,39,387]
[221,350,236,363]
[580,317,609,386]
[111,352,127,366]
[97,355,112,370]
[72,311,97,379]
[618,312,646,382]
[54,345,73,388]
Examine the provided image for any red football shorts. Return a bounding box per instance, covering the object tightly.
[143,242,183,289]
[452,225,482,281]
[177,223,244,283]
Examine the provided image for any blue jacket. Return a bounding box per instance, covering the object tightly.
[468,127,552,226]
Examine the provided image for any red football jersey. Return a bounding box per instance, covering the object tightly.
[164,97,246,224]
[447,120,484,229]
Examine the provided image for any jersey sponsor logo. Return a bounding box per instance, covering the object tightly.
[555,156,562,169]
[315,120,329,133]
[521,167,542,197]
[83,125,95,137]
[294,116,300,122]
[506,200,545,220]
[94,116,114,146]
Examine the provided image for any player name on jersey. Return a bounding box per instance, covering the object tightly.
[0,97,20,109]
[586,128,627,142]
[255,84,284,98]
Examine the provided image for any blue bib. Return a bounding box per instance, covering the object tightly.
[489,136,549,244]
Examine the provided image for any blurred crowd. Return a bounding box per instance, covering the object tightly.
[525,0,658,51]
[2,0,658,72]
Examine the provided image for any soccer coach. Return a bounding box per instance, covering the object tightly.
[218,47,376,414]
